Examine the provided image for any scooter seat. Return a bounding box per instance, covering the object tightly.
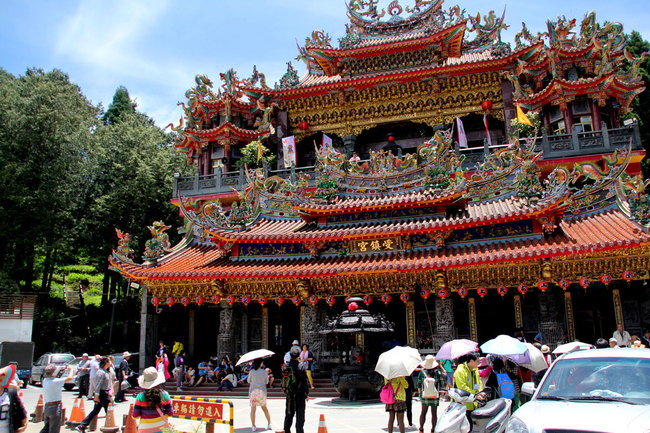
[471,399,507,419]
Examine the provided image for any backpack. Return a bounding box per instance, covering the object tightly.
[421,372,439,398]
[281,363,299,397]
[495,371,515,399]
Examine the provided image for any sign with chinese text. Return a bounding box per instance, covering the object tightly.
[171,399,223,421]
[349,237,402,254]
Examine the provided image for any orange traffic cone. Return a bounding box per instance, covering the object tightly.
[78,399,87,420]
[122,404,137,433]
[66,398,82,426]
[32,394,43,423]
[317,414,328,433]
[99,403,119,433]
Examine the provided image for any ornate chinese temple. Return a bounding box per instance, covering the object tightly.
[109,1,649,366]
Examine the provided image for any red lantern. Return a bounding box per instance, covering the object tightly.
[437,289,449,299]
[258,296,268,306]
[579,277,590,289]
[420,289,431,299]
[477,287,488,298]
[517,284,528,296]
[497,286,508,297]
[275,296,284,306]
[195,296,205,306]
[298,120,309,131]
[292,296,302,306]
[381,294,392,304]
[600,274,612,286]
[150,297,160,306]
[326,296,336,306]
[348,302,359,311]
[400,293,410,303]
[481,99,493,112]
[388,136,395,142]
[458,287,468,299]
[211,294,221,304]
[242,296,251,306]
[622,271,634,282]
[226,295,236,304]
[537,281,549,293]
[309,295,319,305]
[165,297,175,306]
[345,296,351,304]
[558,279,570,290]
[180,296,191,307]
[362,295,373,305]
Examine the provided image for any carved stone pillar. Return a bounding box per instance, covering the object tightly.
[612,288,624,327]
[343,135,356,157]
[406,301,416,347]
[514,295,523,330]
[468,298,478,342]
[301,304,327,369]
[241,310,249,354]
[434,298,454,350]
[262,307,269,350]
[139,285,148,372]
[188,310,195,356]
[217,306,235,359]
[563,291,576,342]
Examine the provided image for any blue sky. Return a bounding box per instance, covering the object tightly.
[2,0,649,129]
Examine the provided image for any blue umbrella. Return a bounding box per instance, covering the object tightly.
[480,335,528,357]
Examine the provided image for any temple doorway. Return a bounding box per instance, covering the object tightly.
[572,284,617,343]
[475,291,516,342]
[266,302,300,371]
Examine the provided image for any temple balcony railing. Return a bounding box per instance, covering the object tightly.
[174,123,642,198]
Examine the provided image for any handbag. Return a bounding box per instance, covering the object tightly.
[380,380,401,404]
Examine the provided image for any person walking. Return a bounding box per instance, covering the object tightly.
[171,340,184,367]
[131,367,173,433]
[417,355,444,433]
[282,346,309,433]
[77,354,91,398]
[384,375,408,433]
[87,354,101,400]
[299,344,314,390]
[76,357,112,433]
[247,359,272,432]
[40,364,74,433]
[115,352,131,402]
[0,365,27,433]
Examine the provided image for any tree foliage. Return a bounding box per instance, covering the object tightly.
[102,86,137,125]
[626,31,650,177]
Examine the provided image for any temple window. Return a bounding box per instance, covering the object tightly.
[552,120,567,135]
[572,116,593,133]
[548,106,565,134]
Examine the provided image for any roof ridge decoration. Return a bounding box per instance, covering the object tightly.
[142,221,172,262]
[617,173,650,227]
[112,228,135,264]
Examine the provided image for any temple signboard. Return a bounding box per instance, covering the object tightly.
[349,237,402,254]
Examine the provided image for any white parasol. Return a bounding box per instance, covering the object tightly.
[374,346,423,379]
[552,341,594,355]
[518,343,548,372]
[236,349,275,366]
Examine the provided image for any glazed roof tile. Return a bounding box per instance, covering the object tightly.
[112,209,649,281]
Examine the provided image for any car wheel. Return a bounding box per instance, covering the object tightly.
[63,383,74,391]
[22,380,28,389]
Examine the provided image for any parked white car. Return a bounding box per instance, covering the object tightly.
[506,348,650,433]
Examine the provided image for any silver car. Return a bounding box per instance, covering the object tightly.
[31,353,75,385]
[506,348,650,433]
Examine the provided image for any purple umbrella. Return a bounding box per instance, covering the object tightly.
[436,339,478,360]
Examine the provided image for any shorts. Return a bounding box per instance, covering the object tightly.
[421,397,439,407]
[249,388,267,407]
[385,400,407,412]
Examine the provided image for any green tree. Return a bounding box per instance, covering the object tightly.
[237,140,276,169]
[102,86,137,125]
[625,31,650,177]
[0,68,99,293]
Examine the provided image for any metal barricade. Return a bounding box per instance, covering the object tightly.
[170,396,234,433]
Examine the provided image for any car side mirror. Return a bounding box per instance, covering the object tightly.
[521,382,536,396]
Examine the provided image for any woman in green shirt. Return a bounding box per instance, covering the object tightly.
[417,355,445,433]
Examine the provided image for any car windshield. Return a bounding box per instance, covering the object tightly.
[536,356,650,405]
[51,355,74,365]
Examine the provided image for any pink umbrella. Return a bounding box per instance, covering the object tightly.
[436,339,478,360]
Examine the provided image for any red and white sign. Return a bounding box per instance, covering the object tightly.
[171,399,223,421]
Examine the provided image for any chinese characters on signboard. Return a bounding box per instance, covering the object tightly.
[171,400,223,421]
[349,237,402,254]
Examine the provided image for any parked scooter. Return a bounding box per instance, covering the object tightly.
[434,388,512,433]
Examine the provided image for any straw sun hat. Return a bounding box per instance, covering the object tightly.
[422,354,438,369]
[138,367,166,389]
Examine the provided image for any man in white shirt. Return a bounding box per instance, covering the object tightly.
[612,323,631,347]
[87,355,101,400]
[41,364,74,433]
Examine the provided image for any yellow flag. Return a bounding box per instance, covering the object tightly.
[516,104,533,126]
[256,141,264,162]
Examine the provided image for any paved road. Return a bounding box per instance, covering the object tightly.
[20,385,450,433]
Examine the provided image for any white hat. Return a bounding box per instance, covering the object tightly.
[292,340,300,346]
[422,355,437,369]
[541,345,550,354]
[82,353,89,357]
[123,351,131,357]
[138,367,166,389]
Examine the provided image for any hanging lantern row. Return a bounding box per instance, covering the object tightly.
[153,272,639,308]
